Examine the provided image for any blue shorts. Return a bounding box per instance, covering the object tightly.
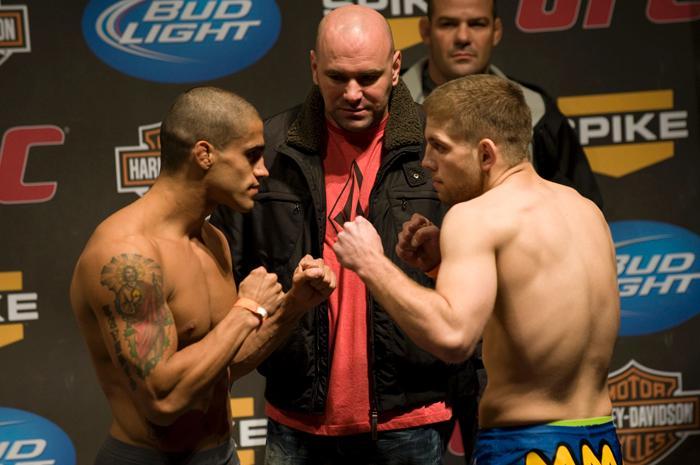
[474,418,622,465]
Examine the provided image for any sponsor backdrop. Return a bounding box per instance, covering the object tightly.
[0,1,698,464]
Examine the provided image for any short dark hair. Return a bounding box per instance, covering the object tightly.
[427,0,498,20]
[424,74,531,164]
[159,87,258,173]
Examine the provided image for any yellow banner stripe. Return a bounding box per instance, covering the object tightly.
[238,449,254,465]
[230,397,254,418]
[0,271,22,291]
[558,90,673,116]
[585,141,674,178]
[0,324,24,348]
[388,17,423,50]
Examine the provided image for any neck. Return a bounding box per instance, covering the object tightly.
[326,113,389,147]
[485,161,532,192]
[140,173,212,238]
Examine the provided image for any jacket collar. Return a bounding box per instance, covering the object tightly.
[286,79,423,155]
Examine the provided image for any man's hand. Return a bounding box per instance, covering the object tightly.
[285,255,336,312]
[333,216,384,275]
[395,213,441,272]
[238,267,284,317]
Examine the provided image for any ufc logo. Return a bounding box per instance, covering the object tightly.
[516,0,700,32]
[0,126,65,204]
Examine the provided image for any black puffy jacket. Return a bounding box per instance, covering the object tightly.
[210,81,475,416]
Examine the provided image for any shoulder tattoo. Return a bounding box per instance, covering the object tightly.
[100,253,174,382]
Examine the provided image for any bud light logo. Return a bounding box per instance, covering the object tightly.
[0,407,75,465]
[611,220,700,336]
[82,0,281,83]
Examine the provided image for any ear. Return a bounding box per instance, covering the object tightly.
[478,139,498,172]
[493,17,503,47]
[391,49,402,86]
[193,140,214,171]
[310,49,319,86]
[419,16,431,46]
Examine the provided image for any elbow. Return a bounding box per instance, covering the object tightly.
[432,332,477,364]
[141,397,183,426]
[437,345,475,365]
[138,383,192,426]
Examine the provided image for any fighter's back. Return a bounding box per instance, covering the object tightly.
[477,165,619,427]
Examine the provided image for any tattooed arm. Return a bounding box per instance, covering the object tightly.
[73,243,283,426]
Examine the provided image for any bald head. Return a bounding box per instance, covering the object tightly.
[316,5,395,60]
[311,5,401,132]
[159,86,259,173]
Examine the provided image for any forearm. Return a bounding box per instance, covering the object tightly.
[144,308,259,423]
[358,255,478,363]
[229,297,307,380]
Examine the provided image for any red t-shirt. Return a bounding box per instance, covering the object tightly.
[267,117,451,435]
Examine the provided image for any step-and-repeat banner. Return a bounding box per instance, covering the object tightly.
[1,1,698,464]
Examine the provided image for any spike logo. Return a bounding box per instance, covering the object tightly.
[559,90,689,177]
[0,271,38,349]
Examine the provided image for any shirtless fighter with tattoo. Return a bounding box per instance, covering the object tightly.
[70,87,335,465]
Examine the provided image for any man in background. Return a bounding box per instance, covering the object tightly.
[403,0,602,207]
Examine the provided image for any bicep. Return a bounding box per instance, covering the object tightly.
[87,252,177,389]
[436,211,498,333]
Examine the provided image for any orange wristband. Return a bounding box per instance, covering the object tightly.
[235,297,269,323]
[425,265,440,279]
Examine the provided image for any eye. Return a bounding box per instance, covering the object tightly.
[357,73,381,86]
[437,18,458,28]
[326,72,347,83]
[428,139,449,154]
[468,18,488,28]
[245,147,264,164]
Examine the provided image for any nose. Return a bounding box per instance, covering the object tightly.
[421,149,437,172]
[344,79,362,105]
[455,23,470,44]
[253,157,269,179]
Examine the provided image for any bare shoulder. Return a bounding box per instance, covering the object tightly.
[71,214,161,315]
[544,179,606,222]
[441,194,517,250]
[448,185,521,228]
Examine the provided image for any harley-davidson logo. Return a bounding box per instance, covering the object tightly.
[115,123,161,197]
[608,360,700,465]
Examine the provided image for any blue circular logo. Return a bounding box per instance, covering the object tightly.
[611,220,700,336]
[0,407,75,465]
[82,0,281,83]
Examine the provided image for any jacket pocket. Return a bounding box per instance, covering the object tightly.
[253,191,305,276]
[388,189,443,228]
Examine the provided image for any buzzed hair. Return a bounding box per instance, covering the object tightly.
[424,74,531,164]
[159,86,259,173]
[427,0,498,19]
